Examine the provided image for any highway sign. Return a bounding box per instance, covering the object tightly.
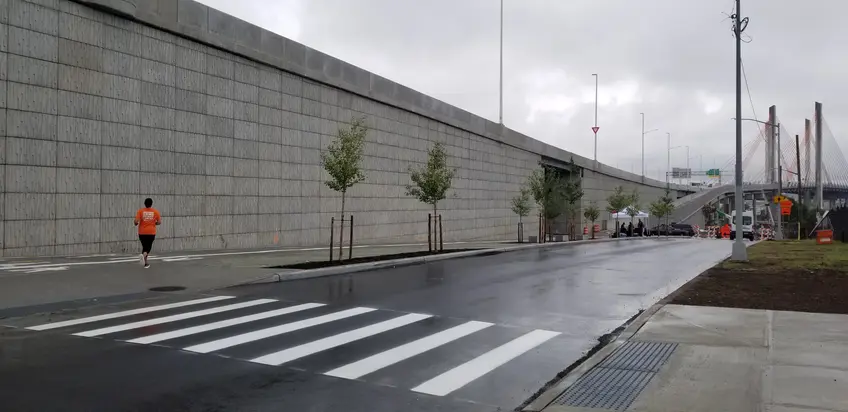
[672,168,692,179]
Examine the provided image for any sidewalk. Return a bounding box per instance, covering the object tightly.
[0,241,507,311]
[540,303,848,412]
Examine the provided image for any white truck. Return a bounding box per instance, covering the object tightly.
[730,210,755,241]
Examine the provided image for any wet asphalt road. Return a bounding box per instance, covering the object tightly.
[0,238,732,412]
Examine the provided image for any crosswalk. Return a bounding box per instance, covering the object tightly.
[18,295,561,398]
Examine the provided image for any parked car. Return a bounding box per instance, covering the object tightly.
[650,224,670,236]
[671,223,696,236]
[650,223,694,236]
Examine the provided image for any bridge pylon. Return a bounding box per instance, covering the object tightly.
[814,102,824,211]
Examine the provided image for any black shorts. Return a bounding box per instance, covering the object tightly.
[139,234,156,253]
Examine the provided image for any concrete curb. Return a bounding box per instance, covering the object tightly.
[523,301,666,412]
[223,236,655,289]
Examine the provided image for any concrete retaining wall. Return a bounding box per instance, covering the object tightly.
[0,0,693,256]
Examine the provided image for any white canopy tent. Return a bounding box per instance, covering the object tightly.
[611,207,650,219]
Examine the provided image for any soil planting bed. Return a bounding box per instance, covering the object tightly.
[670,267,848,314]
[669,240,848,314]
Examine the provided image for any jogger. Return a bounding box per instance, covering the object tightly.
[134,198,161,268]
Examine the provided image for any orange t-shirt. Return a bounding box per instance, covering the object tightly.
[135,208,161,235]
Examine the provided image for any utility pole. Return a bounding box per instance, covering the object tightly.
[752,194,757,227]
[731,0,747,261]
[776,122,783,240]
[795,134,802,209]
[498,0,503,124]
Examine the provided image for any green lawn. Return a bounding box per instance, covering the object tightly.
[721,240,848,272]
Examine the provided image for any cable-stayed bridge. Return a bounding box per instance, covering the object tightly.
[672,102,848,224]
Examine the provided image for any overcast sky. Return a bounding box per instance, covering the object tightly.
[197,0,847,182]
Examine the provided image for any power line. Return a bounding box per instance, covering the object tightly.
[740,59,761,129]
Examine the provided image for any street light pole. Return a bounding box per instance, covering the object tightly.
[666,132,671,184]
[498,0,503,124]
[686,145,690,185]
[732,0,747,261]
[592,74,598,162]
[641,113,645,178]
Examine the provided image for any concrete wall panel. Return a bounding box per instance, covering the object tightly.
[0,0,694,255]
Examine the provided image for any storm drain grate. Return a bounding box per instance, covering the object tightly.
[552,340,677,410]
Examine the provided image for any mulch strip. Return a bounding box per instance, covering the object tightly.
[268,249,481,270]
[669,266,848,315]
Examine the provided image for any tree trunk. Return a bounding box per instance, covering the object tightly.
[518,214,523,243]
[433,203,438,250]
[591,219,595,239]
[338,193,346,260]
[615,217,619,238]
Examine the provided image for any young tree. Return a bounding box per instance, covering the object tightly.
[606,186,630,236]
[321,116,368,259]
[511,187,532,242]
[660,189,676,227]
[626,189,641,233]
[702,202,717,226]
[406,142,456,245]
[528,165,567,241]
[649,188,676,236]
[583,202,601,239]
[561,158,584,239]
[648,199,668,235]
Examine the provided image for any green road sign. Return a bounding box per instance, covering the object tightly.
[706,168,721,177]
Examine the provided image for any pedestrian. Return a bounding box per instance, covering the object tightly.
[134,198,161,268]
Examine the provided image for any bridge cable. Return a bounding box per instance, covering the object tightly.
[821,118,848,186]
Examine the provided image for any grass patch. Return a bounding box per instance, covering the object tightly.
[721,240,848,272]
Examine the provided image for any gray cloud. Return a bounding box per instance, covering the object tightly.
[198,0,848,182]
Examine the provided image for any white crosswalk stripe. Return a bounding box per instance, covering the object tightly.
[15,295,565,399]
[73,299,277,337]
[125,302,326,344]
[324,320,493,380]
[183,307,377,354]
[250,313,432,366]
[411,329,561,396]
[26,296,235,331]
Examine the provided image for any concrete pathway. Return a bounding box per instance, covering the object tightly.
[542,304,848,412]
